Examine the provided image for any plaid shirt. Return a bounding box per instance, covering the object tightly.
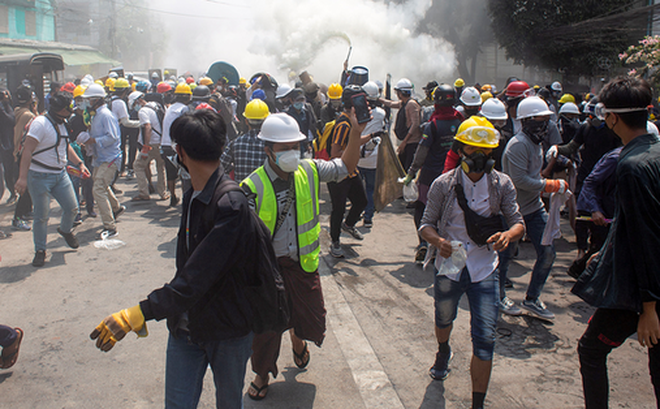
[220,129,267,182]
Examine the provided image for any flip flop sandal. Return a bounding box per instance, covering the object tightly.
[247,381,269,401]
[130,196,151,202]
[1,327,24,369]
[293,341,310,369]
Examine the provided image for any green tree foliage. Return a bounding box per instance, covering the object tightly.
[487,0,643,78]
[419,0,492,83]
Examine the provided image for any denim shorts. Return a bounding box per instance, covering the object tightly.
[434,267,499,361]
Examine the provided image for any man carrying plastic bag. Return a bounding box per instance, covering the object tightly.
[418,116,524,409]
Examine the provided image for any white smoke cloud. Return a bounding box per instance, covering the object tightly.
[153,0,455,89]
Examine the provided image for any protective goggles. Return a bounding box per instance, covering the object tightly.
[455,126,500,148]
[594,102,647,120]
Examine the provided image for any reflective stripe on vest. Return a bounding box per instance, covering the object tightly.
[241,159,320,273]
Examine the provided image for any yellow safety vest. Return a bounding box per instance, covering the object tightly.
[241,160,321,273]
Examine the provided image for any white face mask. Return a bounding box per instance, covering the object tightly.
[274,149,300,173]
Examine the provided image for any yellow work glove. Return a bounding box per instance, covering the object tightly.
[90,305,148,352]
[402,172,415,186]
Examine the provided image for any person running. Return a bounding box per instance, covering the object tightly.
[242,110,367,401]
[420,117,524,409]
[14,92,88,266]
[90,110,262,409]
[572,76,660,408]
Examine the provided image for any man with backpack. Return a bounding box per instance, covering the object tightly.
[90,110,265,409]
[241,110,367,400]
[14,92,88,267]
[110,78,140,178]
[380,78,421,170]
[129,91,168,201]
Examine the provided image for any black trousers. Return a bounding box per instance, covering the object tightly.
[0,149,15,198]
[327,175,367,242]
[578,306,660,408]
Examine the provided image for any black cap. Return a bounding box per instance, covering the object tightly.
[342,84,365,108]
[433,84,455,106]
[424,81,439,91]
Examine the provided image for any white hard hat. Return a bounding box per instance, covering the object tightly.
[128,91,144,110]
[480,98,508,121]
[362,81,379,99]
[460,86,482,107]
[80,74,94,87]
[258,113,306,143]
[394,78,413,92]
[108,71,119,79]
[551,81,562,92]
[83,83,107,98]
[558,102,580,116]
[517,96,553,120]
[276,84,292,99]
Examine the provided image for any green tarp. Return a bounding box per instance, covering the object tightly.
[0,45,119,66]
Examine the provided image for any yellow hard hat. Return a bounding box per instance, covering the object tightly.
[239,77,247,86]
[480,91,493,103]
[95,80,104,87]
[454,78,465,88]
[174,83,192,95]
[199,77,213,86]
[105,77,116,91]
[327,83,343,99]
[481,84,492,92]
[190,83,197,90]
[558,93,575,104]
[73,85,87,99]
[244,99,270,120]
[454,116,499,149]
[114,78,130,90]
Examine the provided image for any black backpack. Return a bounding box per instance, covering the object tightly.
[203,177,290,334]
[394,99,410,141]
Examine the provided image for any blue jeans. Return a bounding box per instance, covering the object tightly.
[523,208,556,301]
[434,268,499,361]
[27,169,78,252]
[165,331,254,409]
[358,167,376,221]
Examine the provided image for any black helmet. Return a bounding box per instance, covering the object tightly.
[16,85,32,104]
[423,80,439,91]
[192,85,211,101]
[341,84,365,109]
[433,84,455,107]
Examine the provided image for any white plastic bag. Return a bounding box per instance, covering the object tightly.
[437,241,467,276]
[93,236,126,250]
[398,177,419,202]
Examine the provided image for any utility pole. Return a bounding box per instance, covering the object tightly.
[110,0,116,59]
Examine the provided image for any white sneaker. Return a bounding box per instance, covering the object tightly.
[499,297,523,316]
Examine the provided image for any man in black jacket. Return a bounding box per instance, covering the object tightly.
[90,110,261,409]
[573,76,660,408]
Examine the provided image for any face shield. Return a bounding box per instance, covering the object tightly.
[594,102,647,121]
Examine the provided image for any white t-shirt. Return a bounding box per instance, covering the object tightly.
[27,116,69,173]
[439,170,499,283]
[161,102,189,147]
[138,102,163,145]
[111,97,129,121]
[358,107,386,169]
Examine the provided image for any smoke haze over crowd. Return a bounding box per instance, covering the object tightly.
[151,0,456,88]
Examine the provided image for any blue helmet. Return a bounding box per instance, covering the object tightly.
[135,80,150,93]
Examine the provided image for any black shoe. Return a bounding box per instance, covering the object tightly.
[170,196,179,207]
[504,278,514,289]
[87,209,97,218]
[73,213,83,226]
[429,350,453,381]
[148,182,156,194]
[113,205,126,219]
[32,250,46,267]
[57,228,79,249]
[415,244,428,265]
[111,185,123,194]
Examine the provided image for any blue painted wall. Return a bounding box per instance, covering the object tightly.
[1,0,55,41]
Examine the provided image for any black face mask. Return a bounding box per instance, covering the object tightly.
[48,110,70,124]
[522,119,549,144]
[176,153,189,173]
[460,150,495,174]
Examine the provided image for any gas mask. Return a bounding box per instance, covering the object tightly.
[272,149,300,173]
[460,150,495,174]
[522,119,549,144]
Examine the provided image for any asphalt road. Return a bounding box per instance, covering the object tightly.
[0,177,656,408]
